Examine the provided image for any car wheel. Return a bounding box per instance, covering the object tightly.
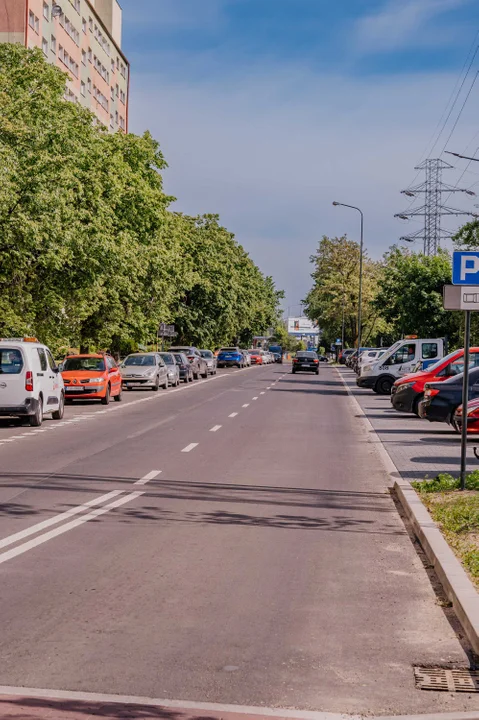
[376,377,393,395]
[114,388,122,402]
[152,376,160,391]
[163,377,169,390]
[315,370,319,375]
[29,396,43,427]
[202,368,208,379]
[125,386,133,391]
[183,376,189,384]
[194,372,199,380]
[101,385,111,405]
[52,392,65,420]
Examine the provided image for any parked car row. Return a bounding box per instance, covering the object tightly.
[351,339,479,434]
[0,338,260,427]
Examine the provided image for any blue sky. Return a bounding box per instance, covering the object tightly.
[121,0,479,312]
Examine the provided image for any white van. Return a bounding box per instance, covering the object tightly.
[357,338,446,395]
[0,338,65,426]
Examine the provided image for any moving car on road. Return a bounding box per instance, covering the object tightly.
[0,337,64,426]
[217,347,245,368]
[62,353,122,406]
[173,352,194,383]
[169,346,208,379]
[159,352,180,387]
[120,352,169,391]
[292,351,320,374]
[269,345,283,363]
[419,366,479,425]
[391,348,479,416]
[200,349,217,375]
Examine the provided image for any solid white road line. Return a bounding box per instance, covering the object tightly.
[0,490,123,552]
[0,686,359,720]
[181,443,198,453]
[210,425,222,432]
[242,403,250,408]
[228,412,238,418]
[0,492,144,566]
[135,470,162,486]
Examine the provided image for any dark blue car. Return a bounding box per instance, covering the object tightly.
[217,347,245,368]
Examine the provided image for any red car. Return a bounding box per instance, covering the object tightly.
[248,350,264,365]
[454,397,479,434]
[391,348,479,416]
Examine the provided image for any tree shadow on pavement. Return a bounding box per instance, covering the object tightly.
[0,696,222,719]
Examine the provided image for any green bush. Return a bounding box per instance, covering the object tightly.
[412,471,479,494]
[432,495,479,534]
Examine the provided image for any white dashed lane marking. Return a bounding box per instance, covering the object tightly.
[242,404,250,408]
[210,425,222,432]
[135,470,162,486]
[228,413,238,418]
[181,443,198,453]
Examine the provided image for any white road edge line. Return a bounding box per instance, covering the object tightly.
[135,470,162,486]
[228,412,238,418]
[0,490,123,551]
[181,443,198,453]
[210,425,222,432]
[0,492,144,566]
[0,686,359,720]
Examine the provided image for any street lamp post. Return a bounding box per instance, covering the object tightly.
[332,202,364,352]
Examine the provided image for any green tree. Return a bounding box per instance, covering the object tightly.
[373,247,460,346]
[304,235,383,349]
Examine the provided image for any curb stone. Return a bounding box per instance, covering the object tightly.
[336,369,479,659]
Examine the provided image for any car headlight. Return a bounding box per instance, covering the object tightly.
[399,381,416,390]
[88,377,105,384]
[362,364,372,372]
[146,368,157,376]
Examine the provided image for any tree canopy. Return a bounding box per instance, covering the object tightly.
[0,45,282,354]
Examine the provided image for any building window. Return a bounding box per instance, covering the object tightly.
[42,37,48,56]
[110,86,114,100]
[28,10,35,29]
[74,0,80,12]
[81,49,86,65]
[110,114,114,129]
[115,110,118,124]
[82,17,86,33]
[58,45,63,61]
[51,35,56,54]
[87,77,91,93]
[88,47,92,62]
[120,63,126,78]
[81,81,86,97]
[116,56,119,69]
[119,116,125,130]
[120,90,126,104]
[115,84,119,97]
[111,58,115,73]
[43,2,49,20]
[35,16,39,33]
[89,16,93,31]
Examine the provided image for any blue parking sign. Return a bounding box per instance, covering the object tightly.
[452,251,479,285]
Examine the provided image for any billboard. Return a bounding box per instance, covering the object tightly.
[287,317,319,337]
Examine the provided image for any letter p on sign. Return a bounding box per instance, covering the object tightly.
[453,251,479,285]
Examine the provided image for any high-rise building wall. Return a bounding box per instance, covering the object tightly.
[0,0,129,132]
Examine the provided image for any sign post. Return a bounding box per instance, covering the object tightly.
[157,323,177,351]
[447,251,479,489]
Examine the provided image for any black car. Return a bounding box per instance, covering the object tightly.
[419,366,479,424]
[292,351,320,374]
[172,352,194,383]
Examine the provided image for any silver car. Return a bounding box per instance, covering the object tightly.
[200,349,217,375]
[240,349,251,366]
[120,352,169,391]
[159,352,180,387]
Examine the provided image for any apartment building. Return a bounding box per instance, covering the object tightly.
[0,0,129,131]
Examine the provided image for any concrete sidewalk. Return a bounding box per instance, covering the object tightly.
[339,368,471,482]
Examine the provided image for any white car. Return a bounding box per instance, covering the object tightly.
[0,337,65,426]
[120,352,169,390]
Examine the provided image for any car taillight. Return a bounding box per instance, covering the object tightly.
[425,388,439,398]
[313,359,319,364]
[293,358,298,363]
[25,371,33,392]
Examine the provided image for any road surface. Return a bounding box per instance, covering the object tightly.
[0,364,477,718]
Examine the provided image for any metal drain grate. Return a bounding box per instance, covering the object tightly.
[414,666,479,692]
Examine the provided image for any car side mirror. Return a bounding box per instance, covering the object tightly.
[53,366,60,374]
[109,367,116,373]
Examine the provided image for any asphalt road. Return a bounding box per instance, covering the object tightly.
[0,363,478,718]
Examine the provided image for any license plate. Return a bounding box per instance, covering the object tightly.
[66,387,84,392]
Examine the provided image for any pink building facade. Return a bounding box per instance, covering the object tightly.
[0,0,129,131]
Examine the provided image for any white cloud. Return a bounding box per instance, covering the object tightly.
[129,62,479,309]
[355,0,472,53]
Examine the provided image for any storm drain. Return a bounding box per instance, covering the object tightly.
[414,666,479,692]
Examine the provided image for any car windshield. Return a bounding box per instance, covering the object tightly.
[249,350,260,355]
[174,354,186,364]
[201,351,213,358]
[160,354,175,365]
[220,348,238,352]
[297,352,318,359]
[124,355,155,367]
[0,348,23,374]
[63,357,105,372]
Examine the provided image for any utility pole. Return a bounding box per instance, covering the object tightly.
[395,159,476,255]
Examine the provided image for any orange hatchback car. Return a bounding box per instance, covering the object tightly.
[61,354,122,405]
